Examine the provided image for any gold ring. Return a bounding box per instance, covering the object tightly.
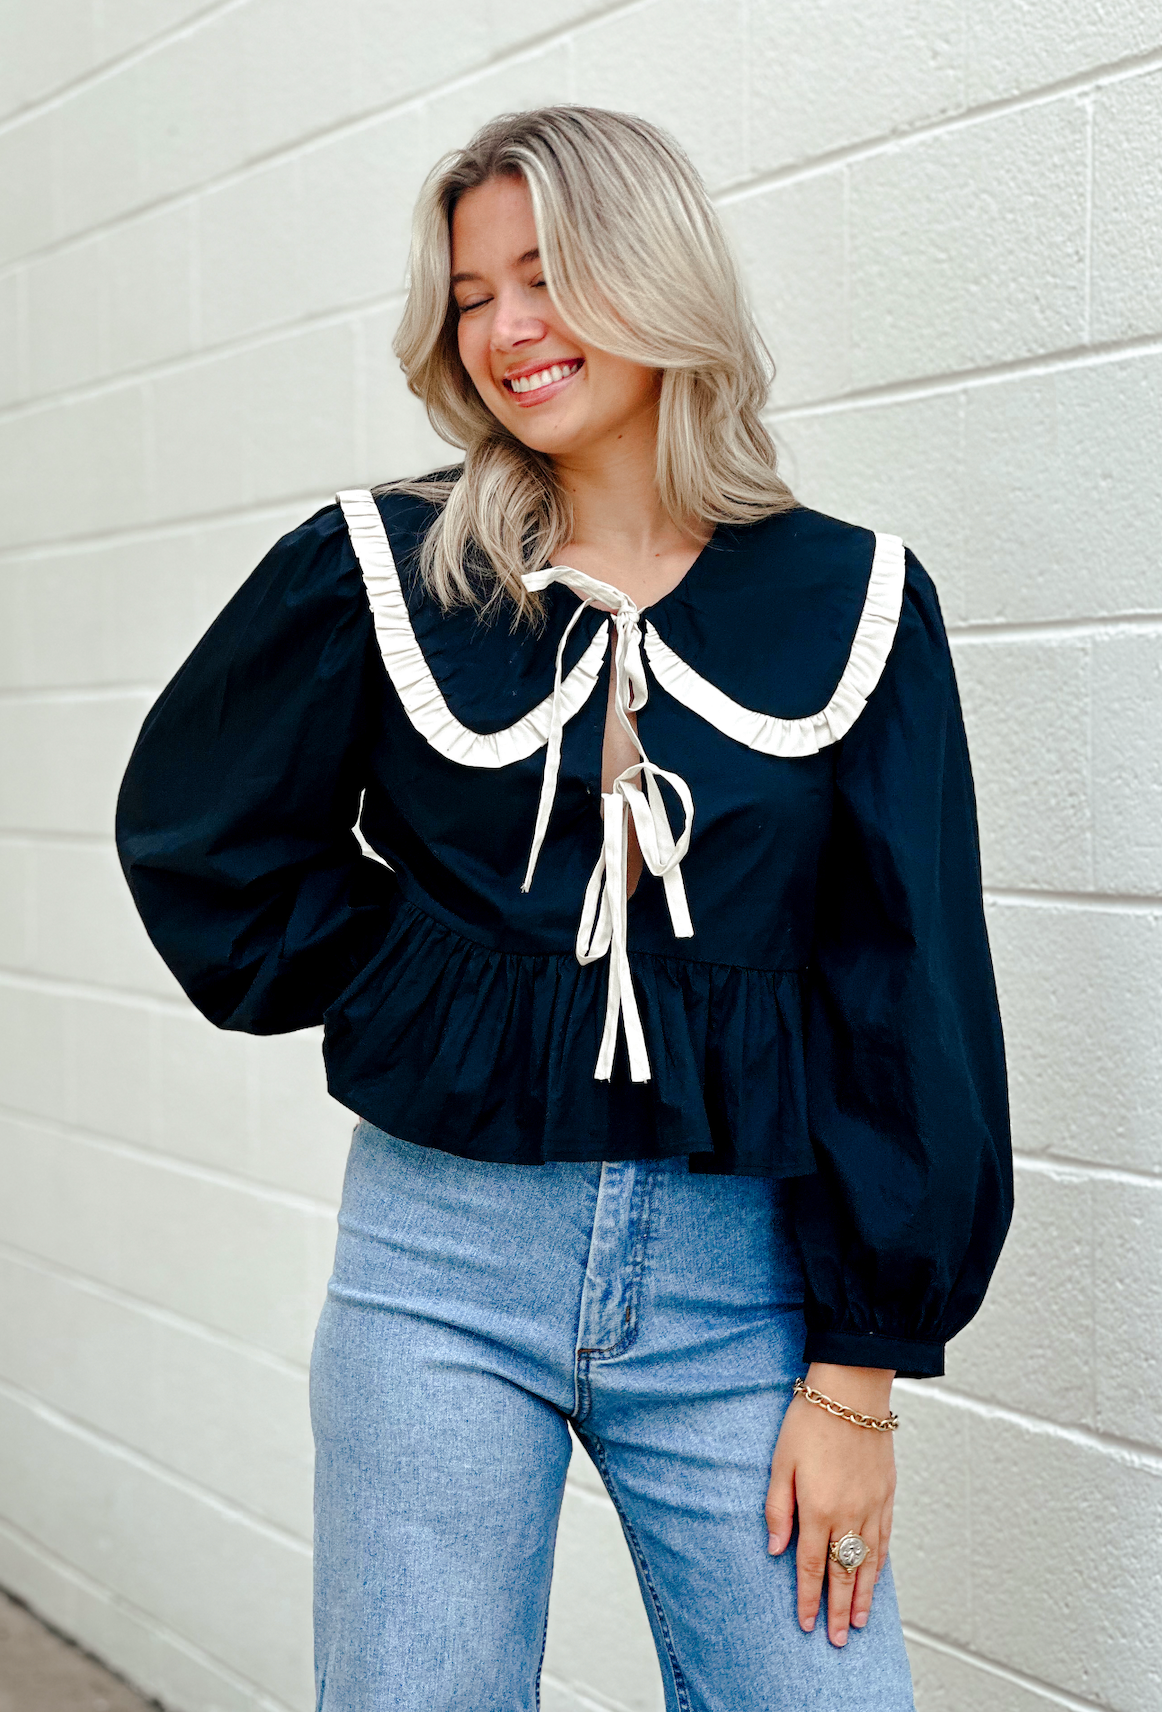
[828,1531,870,1574]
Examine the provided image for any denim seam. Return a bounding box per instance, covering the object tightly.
[579,1430,692,1712]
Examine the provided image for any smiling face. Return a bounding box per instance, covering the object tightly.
[450,173,662,463]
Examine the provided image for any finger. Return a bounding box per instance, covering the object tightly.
[826,1539,858,1647]
[795,1519,830,1633]
[849,1529,880,1630]
[764,1462,795,1556]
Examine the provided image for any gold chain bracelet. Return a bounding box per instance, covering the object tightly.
[792,1376,899,1433]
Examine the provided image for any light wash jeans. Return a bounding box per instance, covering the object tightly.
[310,1122,915,1711]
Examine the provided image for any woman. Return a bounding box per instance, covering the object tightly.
[117,107,1011,1711]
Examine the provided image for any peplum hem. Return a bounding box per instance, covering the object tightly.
[321,896,816,1178]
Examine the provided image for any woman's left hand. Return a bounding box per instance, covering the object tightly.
[764,1362,897,1648]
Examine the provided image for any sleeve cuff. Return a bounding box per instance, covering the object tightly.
[803,1328,945,1379]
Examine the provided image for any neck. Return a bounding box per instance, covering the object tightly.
[551,405,700,569]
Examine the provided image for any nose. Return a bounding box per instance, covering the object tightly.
[490,284,548,353]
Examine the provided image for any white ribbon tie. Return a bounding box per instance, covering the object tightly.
[521,566,694,1083]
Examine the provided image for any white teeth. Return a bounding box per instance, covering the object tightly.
[509,360,579,394]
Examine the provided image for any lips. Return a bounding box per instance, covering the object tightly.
[502,358,584,398]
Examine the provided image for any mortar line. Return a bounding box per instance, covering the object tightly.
[0,682,158,703]
[1012,1152,1162,1190]
[1081,92,1095,345]
[0,1103,340,1218]
[0,1518,302,1712]
[0,1239,310,1379]
[983,886,1162,912]
[0,1374,312,1552]
[893,1380,1162,1472]
[949,613,1162,642]
[902,1625,1116,1711]
[0,967,191,1010]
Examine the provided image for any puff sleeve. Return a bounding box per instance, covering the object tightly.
[795,551,1013,1379]
[116,507,397,1032]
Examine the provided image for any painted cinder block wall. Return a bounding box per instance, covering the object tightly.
[1,5,1160,1709]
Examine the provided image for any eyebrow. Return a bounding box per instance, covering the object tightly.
[450,248,541,287]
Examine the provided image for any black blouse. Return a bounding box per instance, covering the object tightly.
[116,483,1012,1378]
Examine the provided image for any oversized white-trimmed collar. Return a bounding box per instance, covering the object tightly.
[337,488,905,1084]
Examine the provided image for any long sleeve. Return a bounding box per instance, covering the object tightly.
[795,551,1013,1379]
[116,507,397,1033]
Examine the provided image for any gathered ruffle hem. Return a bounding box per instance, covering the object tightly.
[322,895,815,1178]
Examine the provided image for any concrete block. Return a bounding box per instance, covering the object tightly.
[0,268,27,406]
[105,202,195,373]
[1092,632,1162,896]
[722,169,849,408]
[952,637,1092,892]
[154,1004,252,1174]
[0,383,151,550]
[0,1252,313,1539]
[196,157,307,348]
[0,1114,335,1364]
[967,2,1159,105]
[360,303,457,482]
[963,355,1162,623]
[0,842,33,968]
[68,993,157,1149]
[986,899,1162,1174]
[944,1163,1096,1431]
[1092,71,1162,343]
[199,108,427,347]
[544,1480,663,1712]
[848,102,1087,388]
[964,1407,1162,1707]
[150,321,358,518]
[571,0,747,192]
[50,72,144,244]
[775,391,969,624]
[748,0,964,173]
[908,1637,1084,1712]
[237,0,359,165]
[350,0,489,112]
[0,983,72,1125]
[296,108,430,315]
[26,237,107,395]
[0,693,152,836]
[29,843,181,999]
[889,1387,973,1649]
[249,1029,352,1206]
[0,114,55,266]
[0,1389,313,1708]
[134,20,250,210]
[1094,1177,1162,1450]
[3,505,304,693]
[0,0,96,119]
[421,41,574,165]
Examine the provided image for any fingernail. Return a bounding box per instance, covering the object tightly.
[851,1612,868,1628]
[802,1618,815,1632]
[767,1533,779,1555]
[834,1629,848,1647]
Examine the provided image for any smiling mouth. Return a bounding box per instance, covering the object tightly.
[503,359,584,397]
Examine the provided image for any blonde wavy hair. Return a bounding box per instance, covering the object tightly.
[387,106,795,619]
